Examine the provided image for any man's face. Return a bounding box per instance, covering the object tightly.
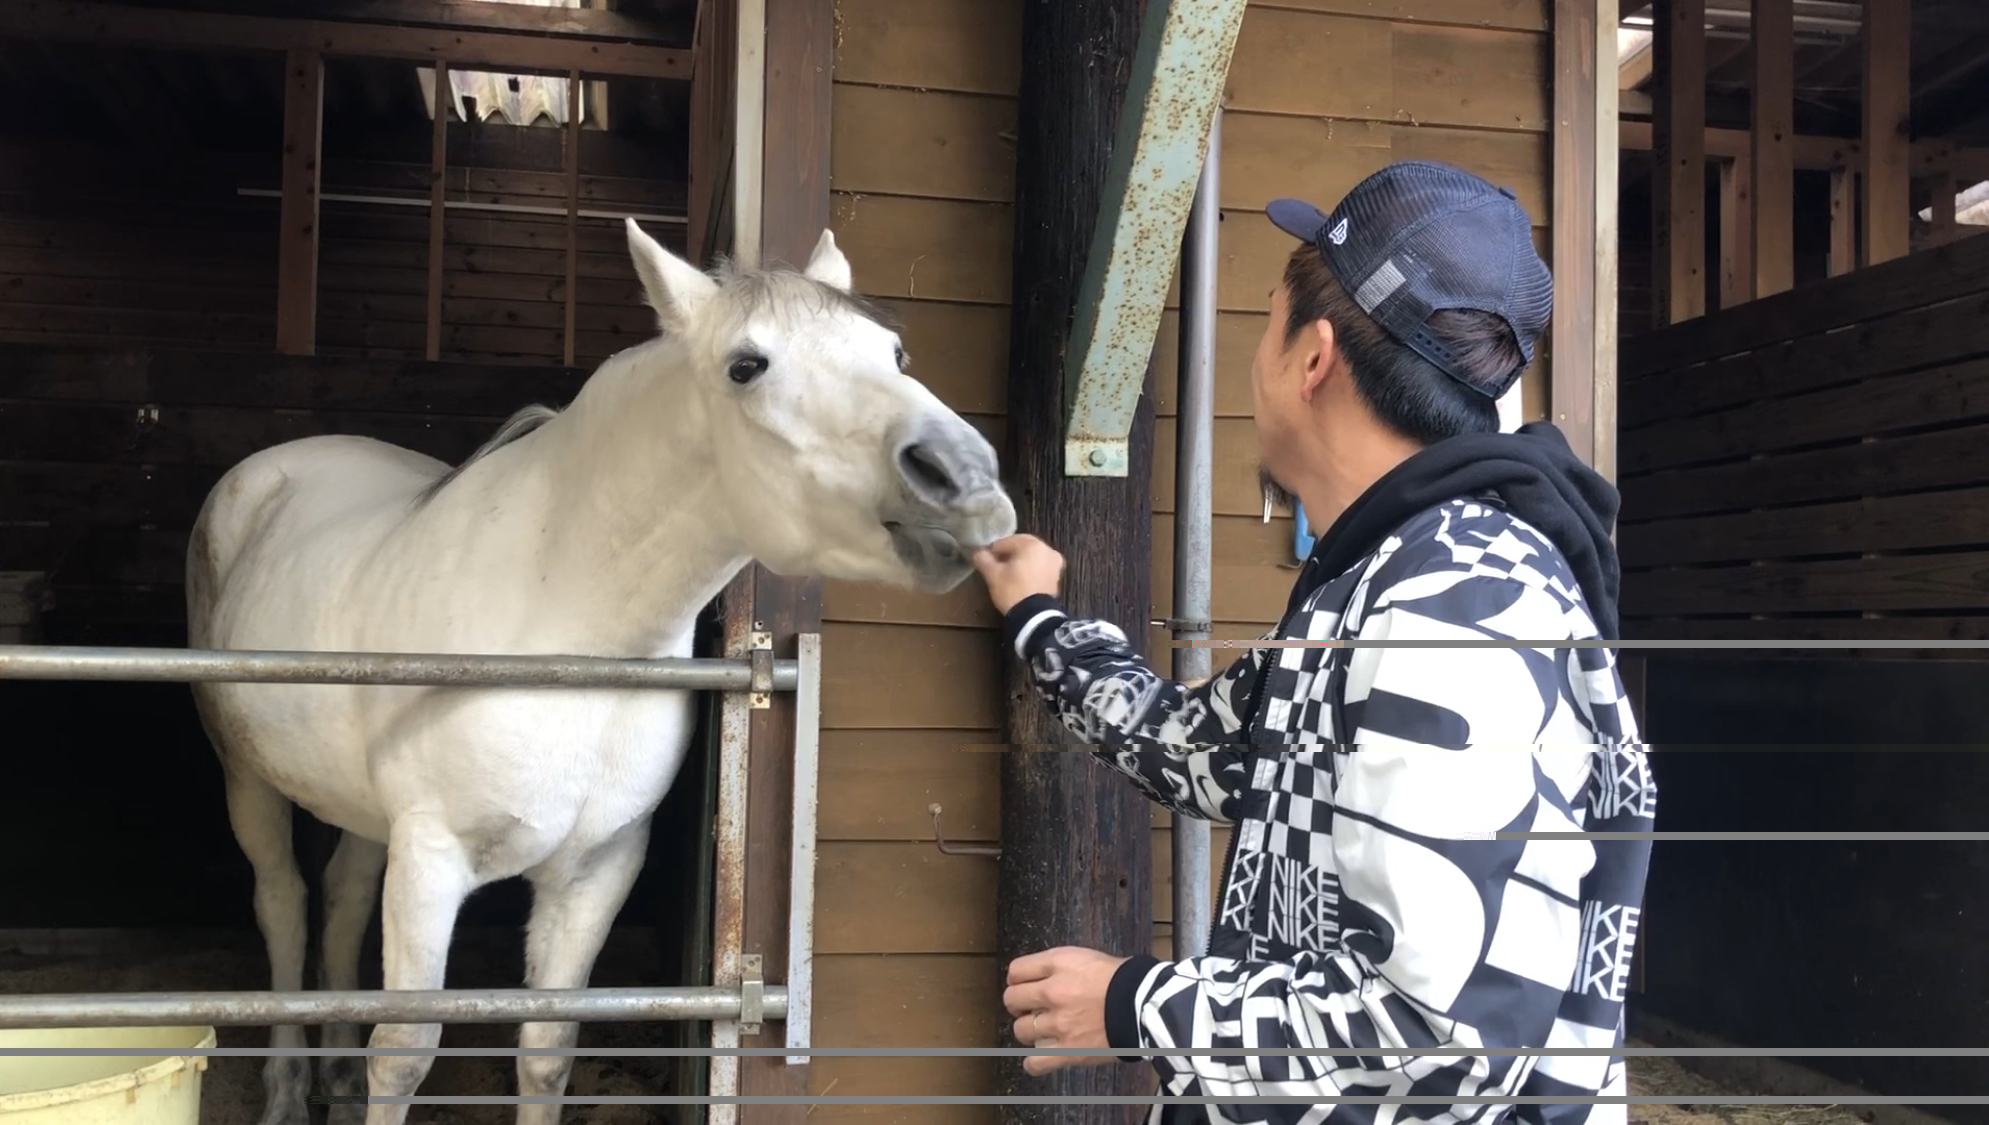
[1250,280,1321,511]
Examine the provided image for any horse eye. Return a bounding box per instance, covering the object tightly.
[893,344,907,370]
[728,355,769,384]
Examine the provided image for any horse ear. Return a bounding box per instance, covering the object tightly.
[626,217,717,331]
[801,228,853,292]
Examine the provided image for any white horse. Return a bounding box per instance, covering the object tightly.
[185,221,1015,1125]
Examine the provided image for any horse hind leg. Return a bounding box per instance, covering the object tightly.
[317,830,389,1125]
[515,817,654,1125]
[221,765,313,1125]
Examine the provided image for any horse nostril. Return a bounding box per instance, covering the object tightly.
[899,443,959,501]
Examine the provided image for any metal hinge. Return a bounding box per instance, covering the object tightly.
[738,953,765,1036]
[748,631,773,709]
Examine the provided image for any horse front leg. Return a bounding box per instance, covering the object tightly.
[515,817,654,1125]
[364,817,476,1125]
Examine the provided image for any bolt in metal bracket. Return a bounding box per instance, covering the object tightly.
[748,631,773,709]
[739,953,764,1036]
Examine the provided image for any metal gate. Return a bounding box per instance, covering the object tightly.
[0,637,822,1062]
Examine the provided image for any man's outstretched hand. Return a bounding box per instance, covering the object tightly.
[970,533,1065,616]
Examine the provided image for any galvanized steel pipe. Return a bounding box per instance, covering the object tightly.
[1170,104,1219,963]
[0,645,800,692]
[0,986,787,1029]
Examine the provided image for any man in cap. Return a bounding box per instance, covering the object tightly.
[972,160,1658,1125]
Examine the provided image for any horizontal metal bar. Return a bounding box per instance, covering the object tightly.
[135,1097,1989,1108]
[1168,638,1989,650]
[0,645,800,692]
[0,986,788,1029]
[237,187,690,226]
[11,1046,1989,1059]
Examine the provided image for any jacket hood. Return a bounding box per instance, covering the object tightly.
[1284,421,1623,639]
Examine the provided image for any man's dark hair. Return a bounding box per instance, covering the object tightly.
[1281,245,1524,445]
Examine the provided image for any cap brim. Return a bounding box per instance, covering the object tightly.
[1265,198,1331,243]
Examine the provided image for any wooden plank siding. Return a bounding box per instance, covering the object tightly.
[815,0,1553,1105]
[0,127,690,644]
[1615,230,1989,655]
[0,138,686,369]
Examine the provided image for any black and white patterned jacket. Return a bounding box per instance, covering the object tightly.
[1003,495,1657,1125]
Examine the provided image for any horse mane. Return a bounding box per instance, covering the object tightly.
[413,403,561,508]
[412,256,898,509]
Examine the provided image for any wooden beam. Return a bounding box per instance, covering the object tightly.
[1862,0,1911,266]
[733,0,830,1117]
[1931,171,1959,248]
[1651,0,1707,325]
[998,0,1154,1118]
[1551,0,1610,471]
[1621,39,1653,90]
[1618,121,1989,182]
[1592,0,1622,484]
[276,48,323,357]
[1828,166,1857,275]
[1749,0,1794,297]
[425,60,447,363]
[563,69,581,368]
[1718,156,1751,310]
[178,0,689,44]
[1,0,691,81]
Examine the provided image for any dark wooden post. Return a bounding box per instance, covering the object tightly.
[997,0,1156,1119]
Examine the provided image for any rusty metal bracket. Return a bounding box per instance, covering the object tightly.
[748,631,773,709]
[928,803,1001,858]
[1062,0,1250,477]
[738,953,764,1036]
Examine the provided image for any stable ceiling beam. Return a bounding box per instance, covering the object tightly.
[1061,0,1249,479]
[0,0,691,81]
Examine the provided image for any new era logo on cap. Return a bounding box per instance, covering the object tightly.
[1264,160,1551,400]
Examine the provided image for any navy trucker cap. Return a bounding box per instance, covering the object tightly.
[1265,159,1551,400]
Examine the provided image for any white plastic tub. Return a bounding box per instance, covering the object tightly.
[0,1027,214,1125]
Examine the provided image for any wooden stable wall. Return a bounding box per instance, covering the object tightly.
[1617,228,1989,644]
[0,129,688,640]
[1616,224,1989,1118]
[811,0,1558,1112]
[0,135,680,369]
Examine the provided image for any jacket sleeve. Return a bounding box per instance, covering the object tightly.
[1003,593,1258,824]
[1102,558,1633,1105]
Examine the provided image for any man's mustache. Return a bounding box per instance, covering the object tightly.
[1258,464,1296,523]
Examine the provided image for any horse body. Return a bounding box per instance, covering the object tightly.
[186,225,1015,1125]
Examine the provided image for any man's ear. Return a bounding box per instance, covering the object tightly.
[1298,318,1337,402]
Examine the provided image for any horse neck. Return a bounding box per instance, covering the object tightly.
[493,342,751,655]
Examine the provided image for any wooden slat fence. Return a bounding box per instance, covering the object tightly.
[1618,231,1989,648]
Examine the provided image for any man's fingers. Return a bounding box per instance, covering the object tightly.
[1001,979,1049,1016]
[1005,949,1060,986]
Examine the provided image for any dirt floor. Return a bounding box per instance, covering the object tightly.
[0,940,1897,1125]
[1626,1039,1880,1125]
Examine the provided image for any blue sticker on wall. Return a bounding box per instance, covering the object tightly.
[1293,501,1317,563]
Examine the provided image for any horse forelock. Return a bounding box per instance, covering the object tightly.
[706,256,901,334]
